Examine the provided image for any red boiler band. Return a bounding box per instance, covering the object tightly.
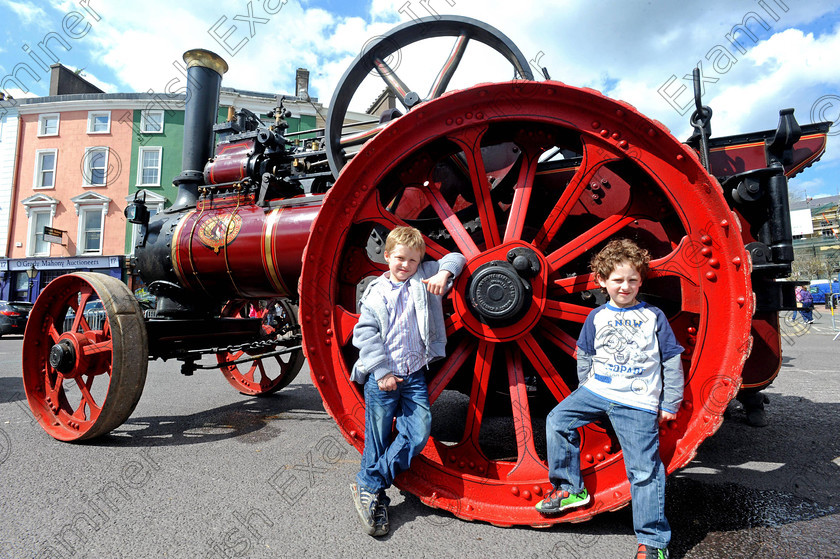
[170,195,322,299]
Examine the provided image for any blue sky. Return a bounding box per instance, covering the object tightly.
[2,0,840,198]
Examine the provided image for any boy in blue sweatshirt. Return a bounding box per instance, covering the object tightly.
[536,239,684,559]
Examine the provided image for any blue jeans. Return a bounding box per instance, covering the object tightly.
[545,387,670,548]
[356,372,431,493]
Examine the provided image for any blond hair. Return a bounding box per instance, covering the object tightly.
[590,239,650,281]
[384,226,425,256]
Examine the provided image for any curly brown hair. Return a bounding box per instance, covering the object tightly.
[590,239,650,281]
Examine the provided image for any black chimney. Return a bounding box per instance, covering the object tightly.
[171,49,228,211]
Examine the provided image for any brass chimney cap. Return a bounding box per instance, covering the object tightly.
[182,49,229,76]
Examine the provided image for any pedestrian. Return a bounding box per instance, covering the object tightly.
[796,286,814,324]
[350,226,466,537]
[536,239,684,559]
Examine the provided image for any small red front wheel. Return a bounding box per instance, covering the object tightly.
[22,272,148,441]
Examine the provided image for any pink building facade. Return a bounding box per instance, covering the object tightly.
[5,100,132,301]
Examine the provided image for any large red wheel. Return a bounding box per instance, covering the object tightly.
[22,272,148,441]
[300,82,753,526]
[217,299,304,395]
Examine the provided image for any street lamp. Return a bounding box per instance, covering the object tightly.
[26,264,38,289]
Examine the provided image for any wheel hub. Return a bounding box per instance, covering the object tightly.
[49,339,76,374]
[467,247,541,324]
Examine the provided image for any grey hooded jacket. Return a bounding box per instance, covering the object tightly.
[350,253,466,384]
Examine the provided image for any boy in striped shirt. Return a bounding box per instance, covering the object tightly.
[350,226,465,537]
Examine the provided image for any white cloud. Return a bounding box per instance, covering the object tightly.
[2,0,47,26]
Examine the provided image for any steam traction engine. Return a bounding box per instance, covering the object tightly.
[22,17,829,526]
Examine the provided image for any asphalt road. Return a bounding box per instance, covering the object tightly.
[1,310,838,558]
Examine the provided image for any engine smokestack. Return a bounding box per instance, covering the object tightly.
[171,49,228,211]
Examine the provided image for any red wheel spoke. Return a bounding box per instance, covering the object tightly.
[428,34,470,98]
[47,322,61,343]
[517,333,572,402]
[341,246,388,285]
[47,372,64,395]
[543,300,592,323]
[418,182,481,257]
[447,126,501,248]
[533,138,622,250]
[444,314,463,337]
[334,305,359,347]
[504,347,545,480]
[428,337,475,404]
[553,273,598,294]
[373,56,414,109]
[546,214,637,272]
[74,376,102,421]
[648,236,706,313]
[81,339,113,357]
[353,190,449,259]
[648,235,703,285]
[256,361,269,386]
[537,320,578,359]
[503,147,540,242]
[460,341,494,446]
[72,288,93,332]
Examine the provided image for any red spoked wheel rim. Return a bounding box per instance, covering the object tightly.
[22,272,148,442]
[217,299,304,395]
[300,81,753,526]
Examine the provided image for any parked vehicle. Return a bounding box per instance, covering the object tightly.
[809,279,840,305]
[0,301,34,337]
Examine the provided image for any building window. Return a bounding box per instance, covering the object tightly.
[141,110,164,133]
[38,113,59,136]
[87,111,111,134]
[71,192,110,256]
[137,146,162,186]
[28,209,52,257]
[34,149,57,189]
[79,206,104,254]
[82,147,109,187]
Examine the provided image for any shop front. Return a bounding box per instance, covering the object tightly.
[0,256,124,303]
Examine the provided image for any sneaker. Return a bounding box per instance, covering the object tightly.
[635,544,669,559]
[351,483,379,536]
[373,491,390,537]
[535,487,590,514]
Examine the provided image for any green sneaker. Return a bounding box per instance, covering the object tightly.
[535,487,590,514]
[635,544,669,559]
